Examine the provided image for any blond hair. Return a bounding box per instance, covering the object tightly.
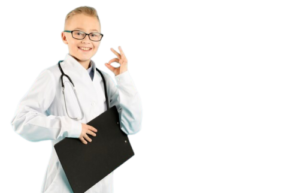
[64,6,100,29]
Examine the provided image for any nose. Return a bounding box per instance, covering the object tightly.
[79,33,97,46]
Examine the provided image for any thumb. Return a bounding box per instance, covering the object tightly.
[105,63,114,72]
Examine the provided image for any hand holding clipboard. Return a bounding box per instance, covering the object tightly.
[79,123,98,144]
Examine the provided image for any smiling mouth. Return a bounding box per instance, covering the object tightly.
[78,47,92,51]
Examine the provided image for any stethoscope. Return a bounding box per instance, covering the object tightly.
[58,60,109,121]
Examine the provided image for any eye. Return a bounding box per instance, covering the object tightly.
[91,33,100,37]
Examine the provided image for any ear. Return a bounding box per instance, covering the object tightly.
[61,32,68,45]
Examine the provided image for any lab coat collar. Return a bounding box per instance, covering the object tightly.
[64,53,96,78]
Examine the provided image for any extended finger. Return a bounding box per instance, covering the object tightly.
[93,127,98,132]
[87,130,97,137]
[110,48,121,58]
[84,134,92,142]
[89,125,98,133]
[118,46,126,60]
[117,45,126,57]
[80,137,88,144]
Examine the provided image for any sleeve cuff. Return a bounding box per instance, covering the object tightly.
[115,71,132,84]
[68,119,82,138]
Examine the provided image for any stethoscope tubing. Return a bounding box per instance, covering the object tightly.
[58,60,109,121]
[58,61,84,121]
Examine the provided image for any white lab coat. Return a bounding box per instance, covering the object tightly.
[10,53,143,193]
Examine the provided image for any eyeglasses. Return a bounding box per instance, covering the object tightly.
[64,30,104,42]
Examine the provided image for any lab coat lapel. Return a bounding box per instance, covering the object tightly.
[62,53,100,122]
[63,53,98,86]
[63,53,109,119]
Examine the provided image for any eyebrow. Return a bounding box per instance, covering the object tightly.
[74,28,100,32]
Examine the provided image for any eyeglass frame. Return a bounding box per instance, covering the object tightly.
[64,30,104,42]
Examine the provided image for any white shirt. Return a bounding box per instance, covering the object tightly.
[10,53,143,193]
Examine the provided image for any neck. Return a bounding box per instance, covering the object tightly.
[72,56,92,70]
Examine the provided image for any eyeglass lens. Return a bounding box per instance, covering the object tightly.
[72,30,102,41]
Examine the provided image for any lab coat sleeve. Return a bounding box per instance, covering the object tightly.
[10,69,82,142]
[108,70,143,135]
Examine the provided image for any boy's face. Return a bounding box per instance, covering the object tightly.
[62,14,101,63]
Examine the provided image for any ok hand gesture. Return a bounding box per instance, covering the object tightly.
[105,46,128,76]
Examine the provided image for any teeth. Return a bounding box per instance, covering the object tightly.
[79,47,91,51]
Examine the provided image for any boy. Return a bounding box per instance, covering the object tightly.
[10,6,142,193]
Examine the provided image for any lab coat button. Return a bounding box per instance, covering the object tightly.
[125,140,127,143]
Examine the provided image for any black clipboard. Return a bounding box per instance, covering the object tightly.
[54,105,134,193]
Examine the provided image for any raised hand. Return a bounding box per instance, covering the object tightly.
[105,46,128,76]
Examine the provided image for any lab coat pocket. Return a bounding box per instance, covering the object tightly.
[63,80,83,119]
